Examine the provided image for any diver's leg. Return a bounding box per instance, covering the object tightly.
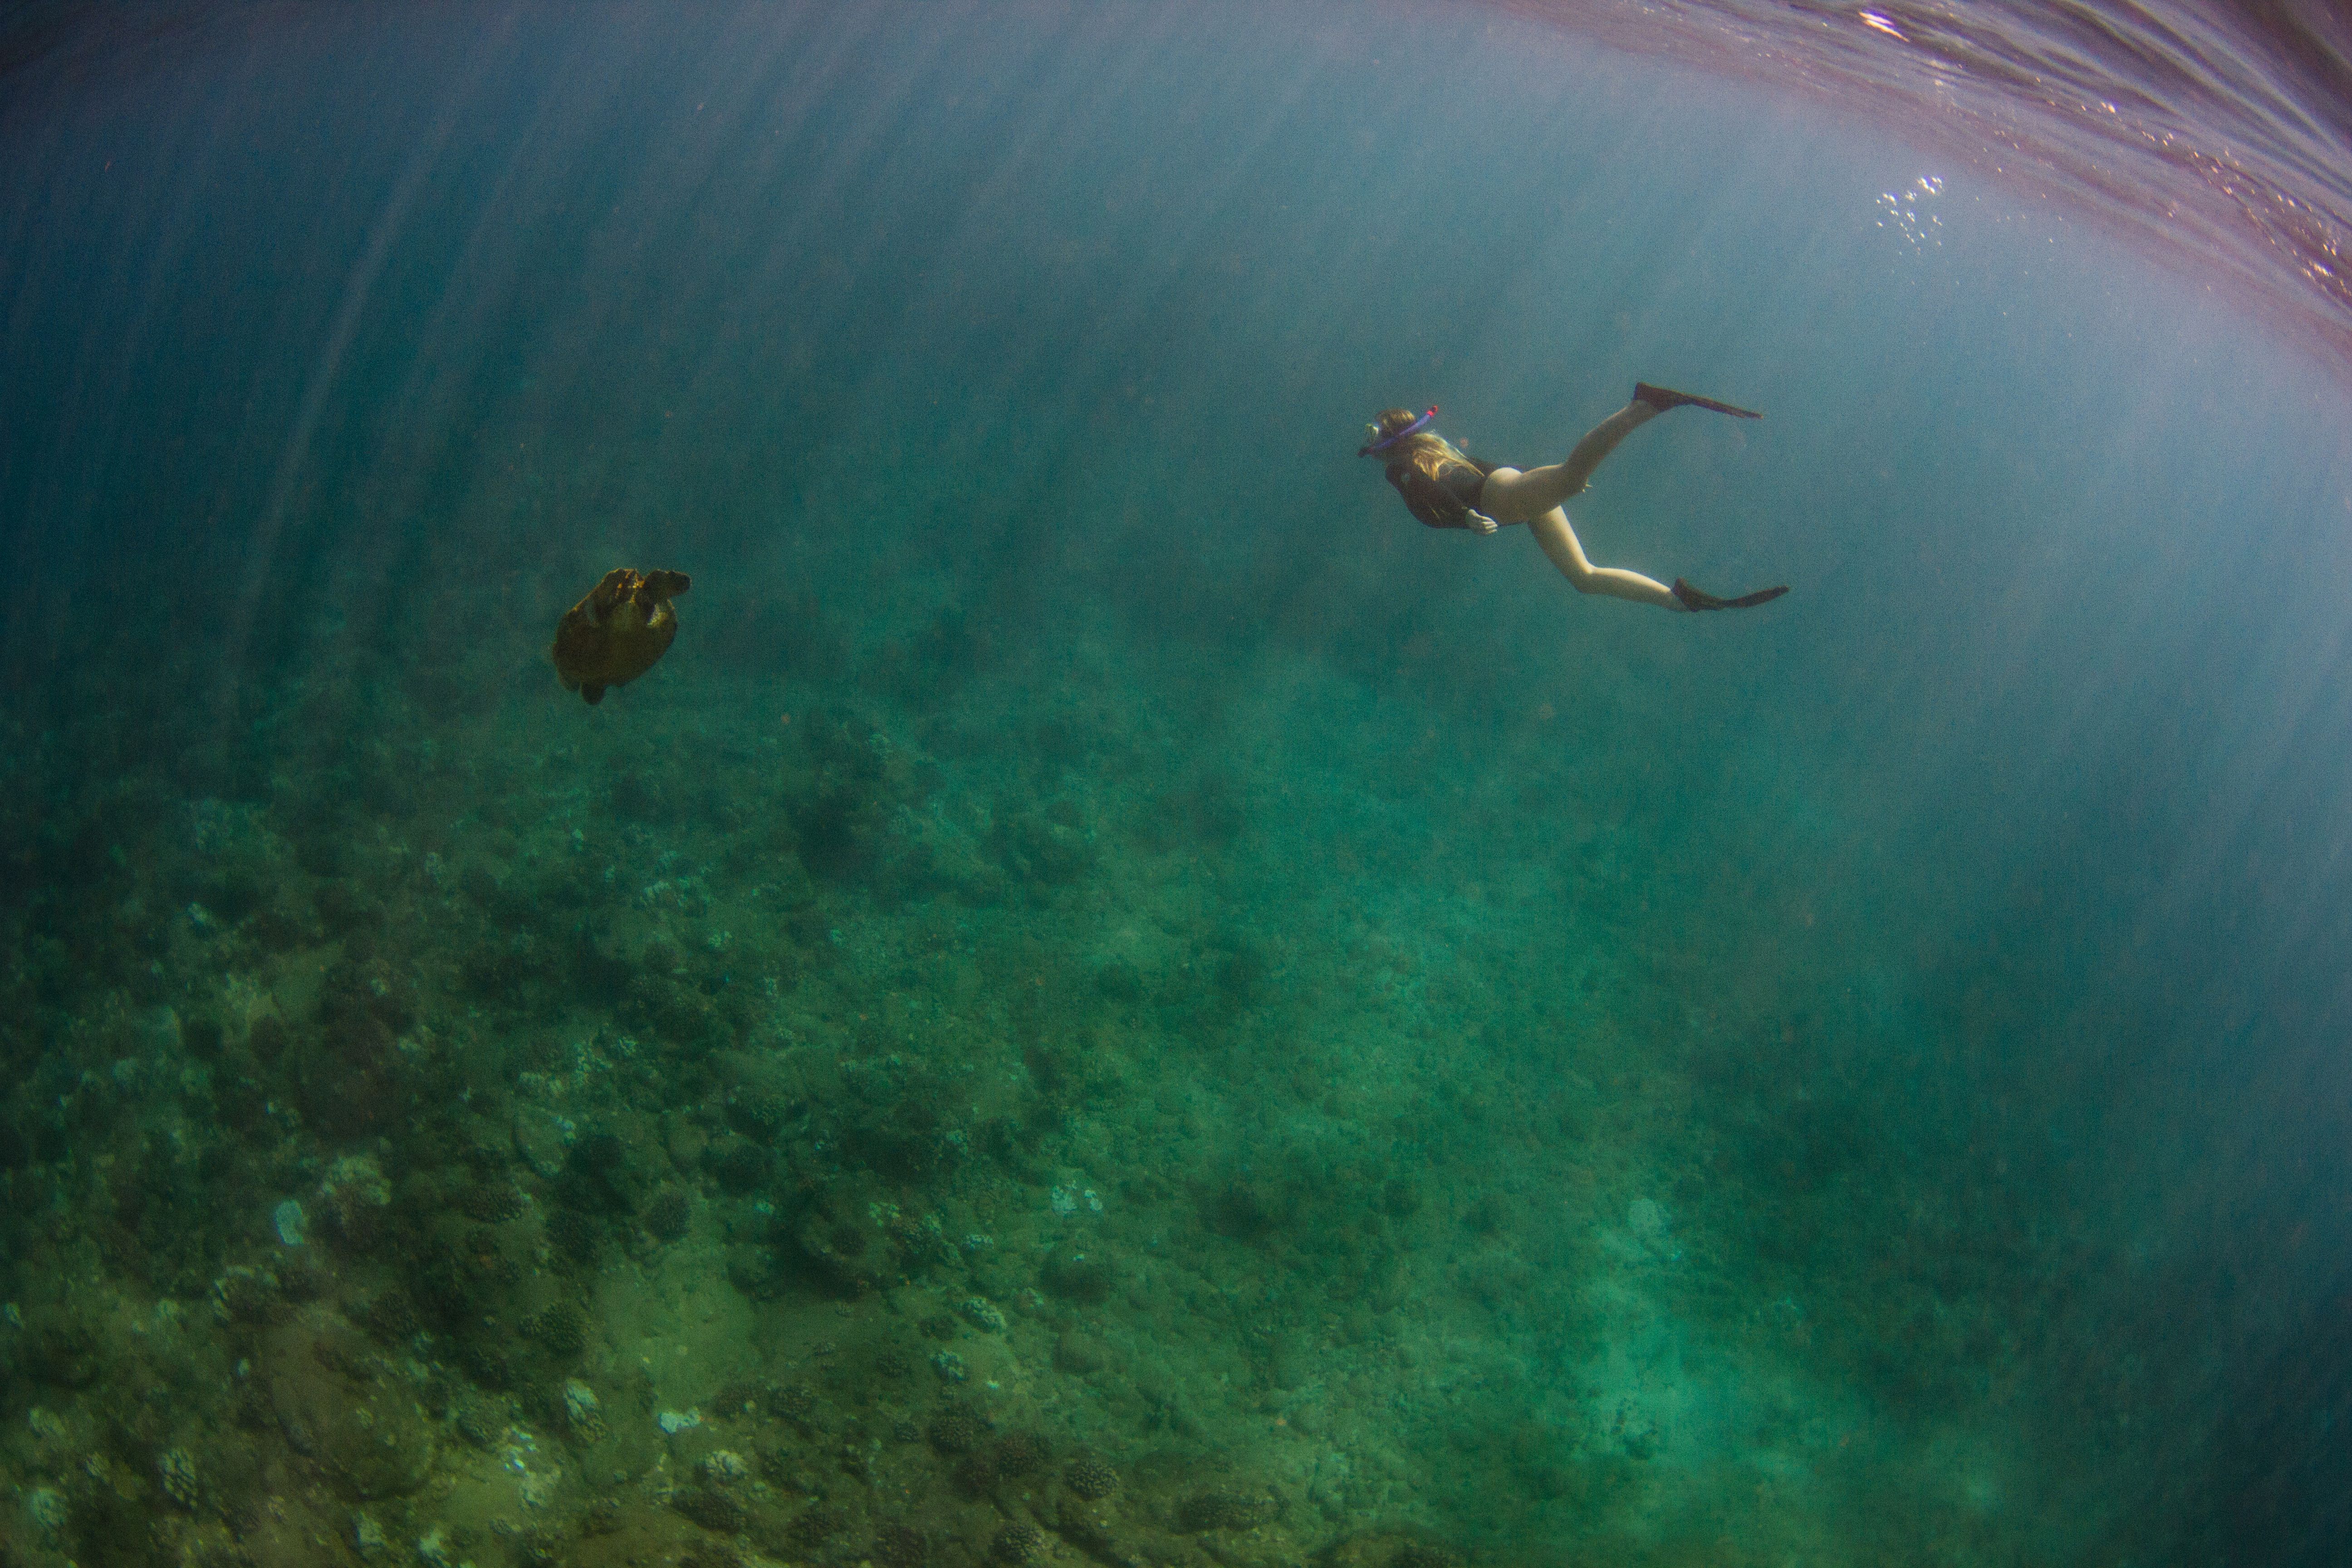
[1480,402,1659,523]
[1526,508,1684,610]
[1481,385,1760,525]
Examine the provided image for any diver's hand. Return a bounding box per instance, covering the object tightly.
[1465,510,1499,535]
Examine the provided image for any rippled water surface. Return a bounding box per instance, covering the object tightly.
[1520,0,2352,363]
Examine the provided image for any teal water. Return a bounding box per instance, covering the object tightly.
[4,4,2351,1565]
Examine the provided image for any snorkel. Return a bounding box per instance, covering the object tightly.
[1358,407,1436,458]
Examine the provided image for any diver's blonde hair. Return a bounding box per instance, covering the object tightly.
[1369,406,1475,480]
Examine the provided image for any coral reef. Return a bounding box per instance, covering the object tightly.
[1065,1454,1119,1500]
[873,1521,931,1568]
[673,1485,749,1534]
[0,297,2126,1568]
[927,1408,985,1455]
[644,1186,694,1243]
[992,1522,1045,1564]
[994,1429,1048,1477]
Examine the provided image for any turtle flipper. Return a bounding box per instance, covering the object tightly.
[582,684,606,706]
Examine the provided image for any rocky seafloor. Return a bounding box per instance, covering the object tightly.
[0,546,2113,1568]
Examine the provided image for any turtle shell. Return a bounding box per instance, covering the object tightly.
[552,567,691,705]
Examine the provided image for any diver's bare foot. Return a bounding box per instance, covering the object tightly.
[1635,382,1761,419]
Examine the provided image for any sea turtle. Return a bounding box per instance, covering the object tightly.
[551,567,691,705]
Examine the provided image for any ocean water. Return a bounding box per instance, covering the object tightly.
[2,3,2349,1566]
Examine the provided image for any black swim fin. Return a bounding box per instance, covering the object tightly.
[1635,382,1761,419]
[1673,578,1789,612]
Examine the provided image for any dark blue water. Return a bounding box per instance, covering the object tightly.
[2,3,2348,1564]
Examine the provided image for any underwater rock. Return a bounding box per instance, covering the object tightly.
[211,1264,288,1328]
[1093,955,1146,1003]
[552,567,691,706]
[834,1063,969,1180]
[321,951,417,1035]
[724,1089,789,1142]
[246,1013,291,1065]
[157,1446,201,1509]
[1207,1177,1286,1241]
[23,1308,103,1390]
[23,1486,66,1538]
[784,1179,915,1295]
[988,804,1097,887]
[1053,1329,1107,1375]
[724,1241,789,1298]
[135,1004,184,1056]
[449,1389,510,1450]
[553,1127,639,1215]
[313,875,386,935]
[1039,1249,1114,1303]
[1174,1487,1280,1534]
[322,1161,395,1260]
[182,1013,226,1058]
[1262,1330,1314,1393]
[350,1284,421,1346]
[512,1104,573,1179]
[702,1135,771,1196]
[775,705,992,902]
[564,1377,604,1436]
[1310,1532,1462,1568]
[259,1309,436,1500]
[294,1011,402,1142]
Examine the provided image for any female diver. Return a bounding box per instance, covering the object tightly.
[1360,385,1788,612]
